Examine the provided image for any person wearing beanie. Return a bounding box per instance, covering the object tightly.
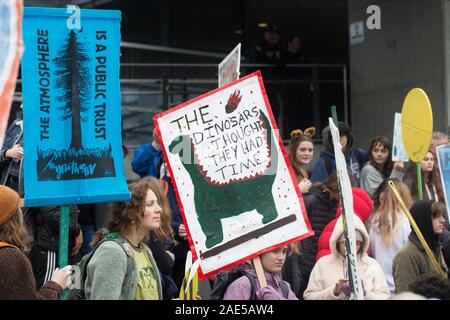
[303,214,389,300]
[310,122,367,186]
[0,185,71,299]
[393,200,448,294]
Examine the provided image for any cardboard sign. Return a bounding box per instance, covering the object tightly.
[218,43,241,88]
[329,118,364,300]
[154,71,313,278]
[401,88,433,162]
[392,113,409,162]
[21,7,130,206]
[0,0,23,148]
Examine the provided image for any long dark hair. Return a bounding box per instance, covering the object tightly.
[368,136,393,178]
[404,149,445,203]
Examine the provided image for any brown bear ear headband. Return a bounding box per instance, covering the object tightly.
[290,127,316,139]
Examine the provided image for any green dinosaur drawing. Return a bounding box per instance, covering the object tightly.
[169,110,279,249]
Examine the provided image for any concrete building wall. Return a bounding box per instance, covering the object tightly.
[348,0,447,148]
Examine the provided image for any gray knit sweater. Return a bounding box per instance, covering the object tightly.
[84,240,163,300]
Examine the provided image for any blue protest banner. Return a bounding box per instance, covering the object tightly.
[437,144,450,209]
[21,7,130,206]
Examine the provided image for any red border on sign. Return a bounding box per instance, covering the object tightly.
[153,70,314,279]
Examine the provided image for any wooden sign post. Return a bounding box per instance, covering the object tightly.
[252,256,267,288]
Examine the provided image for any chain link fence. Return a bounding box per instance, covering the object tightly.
[12,63,347,148]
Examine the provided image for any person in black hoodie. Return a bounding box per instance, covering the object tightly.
[28,205,82,289]
[393,200,448,293]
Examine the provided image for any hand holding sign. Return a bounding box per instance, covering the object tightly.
[6,144,23,160]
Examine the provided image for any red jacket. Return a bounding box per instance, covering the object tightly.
[315,188,373,261]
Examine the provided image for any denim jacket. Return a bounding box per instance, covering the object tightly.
[0,120,23,195]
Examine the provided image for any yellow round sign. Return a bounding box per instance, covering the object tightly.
[401,88,433,162]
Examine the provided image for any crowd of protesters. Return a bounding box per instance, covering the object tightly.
[2,101,450,300]
[2,31,450,299]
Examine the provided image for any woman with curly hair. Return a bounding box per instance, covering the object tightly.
[287,127,315,194]
[84,178,164,300]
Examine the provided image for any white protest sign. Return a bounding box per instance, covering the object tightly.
[329,118,364,300]
[154,71,313,279]
[392,113,409,162]
[218,43,241,88]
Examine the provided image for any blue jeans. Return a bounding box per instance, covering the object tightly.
[80,224,96,256]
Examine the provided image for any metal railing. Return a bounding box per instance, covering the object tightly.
[13,63,348,147]
[119,63,348,147]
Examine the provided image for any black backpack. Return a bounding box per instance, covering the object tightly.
[210,270,289,300]
[68,236,133,300]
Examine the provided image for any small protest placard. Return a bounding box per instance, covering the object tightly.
[218,43,241,88]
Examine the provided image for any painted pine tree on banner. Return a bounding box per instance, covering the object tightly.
[54,29,90,149]
[35,29,117,181]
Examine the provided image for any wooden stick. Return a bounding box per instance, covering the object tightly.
[252,256,267,288]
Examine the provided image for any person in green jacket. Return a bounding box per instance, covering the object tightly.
[393,200,448,293]
[84,178,164,300]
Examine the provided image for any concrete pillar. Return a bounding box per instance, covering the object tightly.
[348,0,448,148]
